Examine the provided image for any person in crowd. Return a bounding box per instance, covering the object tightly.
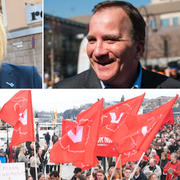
[94,165,102,180]
[77,174,87,180]
[35,139,40,152]
[18,147,30,176]
[28,143,35,158]
[123,167,132,180]
[163,147,171,160]
[158,152,169,180]
[107,166,120,180]
[144,159,161,180]
[30,151,41,180]
[96,169,107,180]
[45,132,50,147]
[132,165,148,180]
[71,167,82,180]
[151,150,160,165]
[26,176,33,180]
[140,155,149,169]
[53,1,180,89]
[163,153,180,180]
[86,171,95,180]
[42,144,48,173]
[8,146,16,163]
[37,172,45,180]
[0,149,6,163]
[177,149,180,161]
[26,142,32,153]
[49,171,60,180]
[164,61,180,81]
[45,147,54,174]
[37,149,43,172]
[52,133,58,144]
[0,14,42,88]
[14,144,24,162]
[148,173,158,180]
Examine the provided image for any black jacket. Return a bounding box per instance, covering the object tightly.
[53,68,180,88]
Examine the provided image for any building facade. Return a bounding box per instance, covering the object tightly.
[0,0,42,75]
[44,14,87,84]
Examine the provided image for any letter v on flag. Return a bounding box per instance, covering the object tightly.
[50,98,103,165]
[0,90,35,147]
[95,93,145,157]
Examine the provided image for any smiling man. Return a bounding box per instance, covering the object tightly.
[53,1,180,88]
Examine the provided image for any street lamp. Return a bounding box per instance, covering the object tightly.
[139,6,157,67]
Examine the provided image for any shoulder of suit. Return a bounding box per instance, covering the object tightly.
[53,69,95,88]
[142,68,180,88]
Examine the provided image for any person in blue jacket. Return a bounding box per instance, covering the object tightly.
[0,149,6,163]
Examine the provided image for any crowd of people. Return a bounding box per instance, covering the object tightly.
[0,123,180,180]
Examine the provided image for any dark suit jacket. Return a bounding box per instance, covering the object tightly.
[0,63,42,88]
[53,68,180,88]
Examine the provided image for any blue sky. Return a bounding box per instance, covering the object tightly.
[44,0,151,18]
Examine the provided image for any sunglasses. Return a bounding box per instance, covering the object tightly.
[95,169,99,170]
[170,67,178,70]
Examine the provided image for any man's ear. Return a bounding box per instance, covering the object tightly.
[135,40,145,60]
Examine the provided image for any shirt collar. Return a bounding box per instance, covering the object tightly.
[100,62,142,89]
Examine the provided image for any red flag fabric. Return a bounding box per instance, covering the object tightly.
[161,108,174,126]
[118,95,178,155]
[73,157,99,171]
[0,90,32,127]
[96,93,145,157]
[0,90,35,147]
[50,99,103,165]
[62,119,76,137]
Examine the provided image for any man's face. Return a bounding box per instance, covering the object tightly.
[171,155,176,163]
[74,172,81,178]
[134,167,139,176]
[124,170,131,178]
[149,160,155,167]
[87,7,143,87]
[97,173,105,180]
[50,175,58,180]
[169,66,178,76]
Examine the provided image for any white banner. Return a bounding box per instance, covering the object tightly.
[0,163,25,180]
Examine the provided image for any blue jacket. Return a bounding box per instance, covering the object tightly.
[0,154,6,163]
[0,63,42,88]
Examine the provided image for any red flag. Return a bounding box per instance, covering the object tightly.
[62,119,76,137]
[50,99,103,165]
[0,90,35,147]
[96,93,145,157]
[73,157,99,171]
[118,95,178,155]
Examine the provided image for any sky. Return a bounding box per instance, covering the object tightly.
[0,90,178,113]
[44,0,151,18]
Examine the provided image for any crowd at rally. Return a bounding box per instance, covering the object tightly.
[0,123,180,180]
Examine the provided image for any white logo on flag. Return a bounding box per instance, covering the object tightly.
[142,126,147,136]
[68,126,83,143]
[18,109,27,125]
[110,112,124,123]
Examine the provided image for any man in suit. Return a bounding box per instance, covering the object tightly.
[53,1,180,88]
[1,63,42,88]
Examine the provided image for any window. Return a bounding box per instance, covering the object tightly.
[173,17,178,25]
[161,19,169,26]
[151,20,156,28]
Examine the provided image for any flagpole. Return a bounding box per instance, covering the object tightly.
[59,163,62,180]
[128,152,145,180]
[110,154,121,180]
[119,156,122,180]
[90,167,94,179]
[34,142,38,180]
